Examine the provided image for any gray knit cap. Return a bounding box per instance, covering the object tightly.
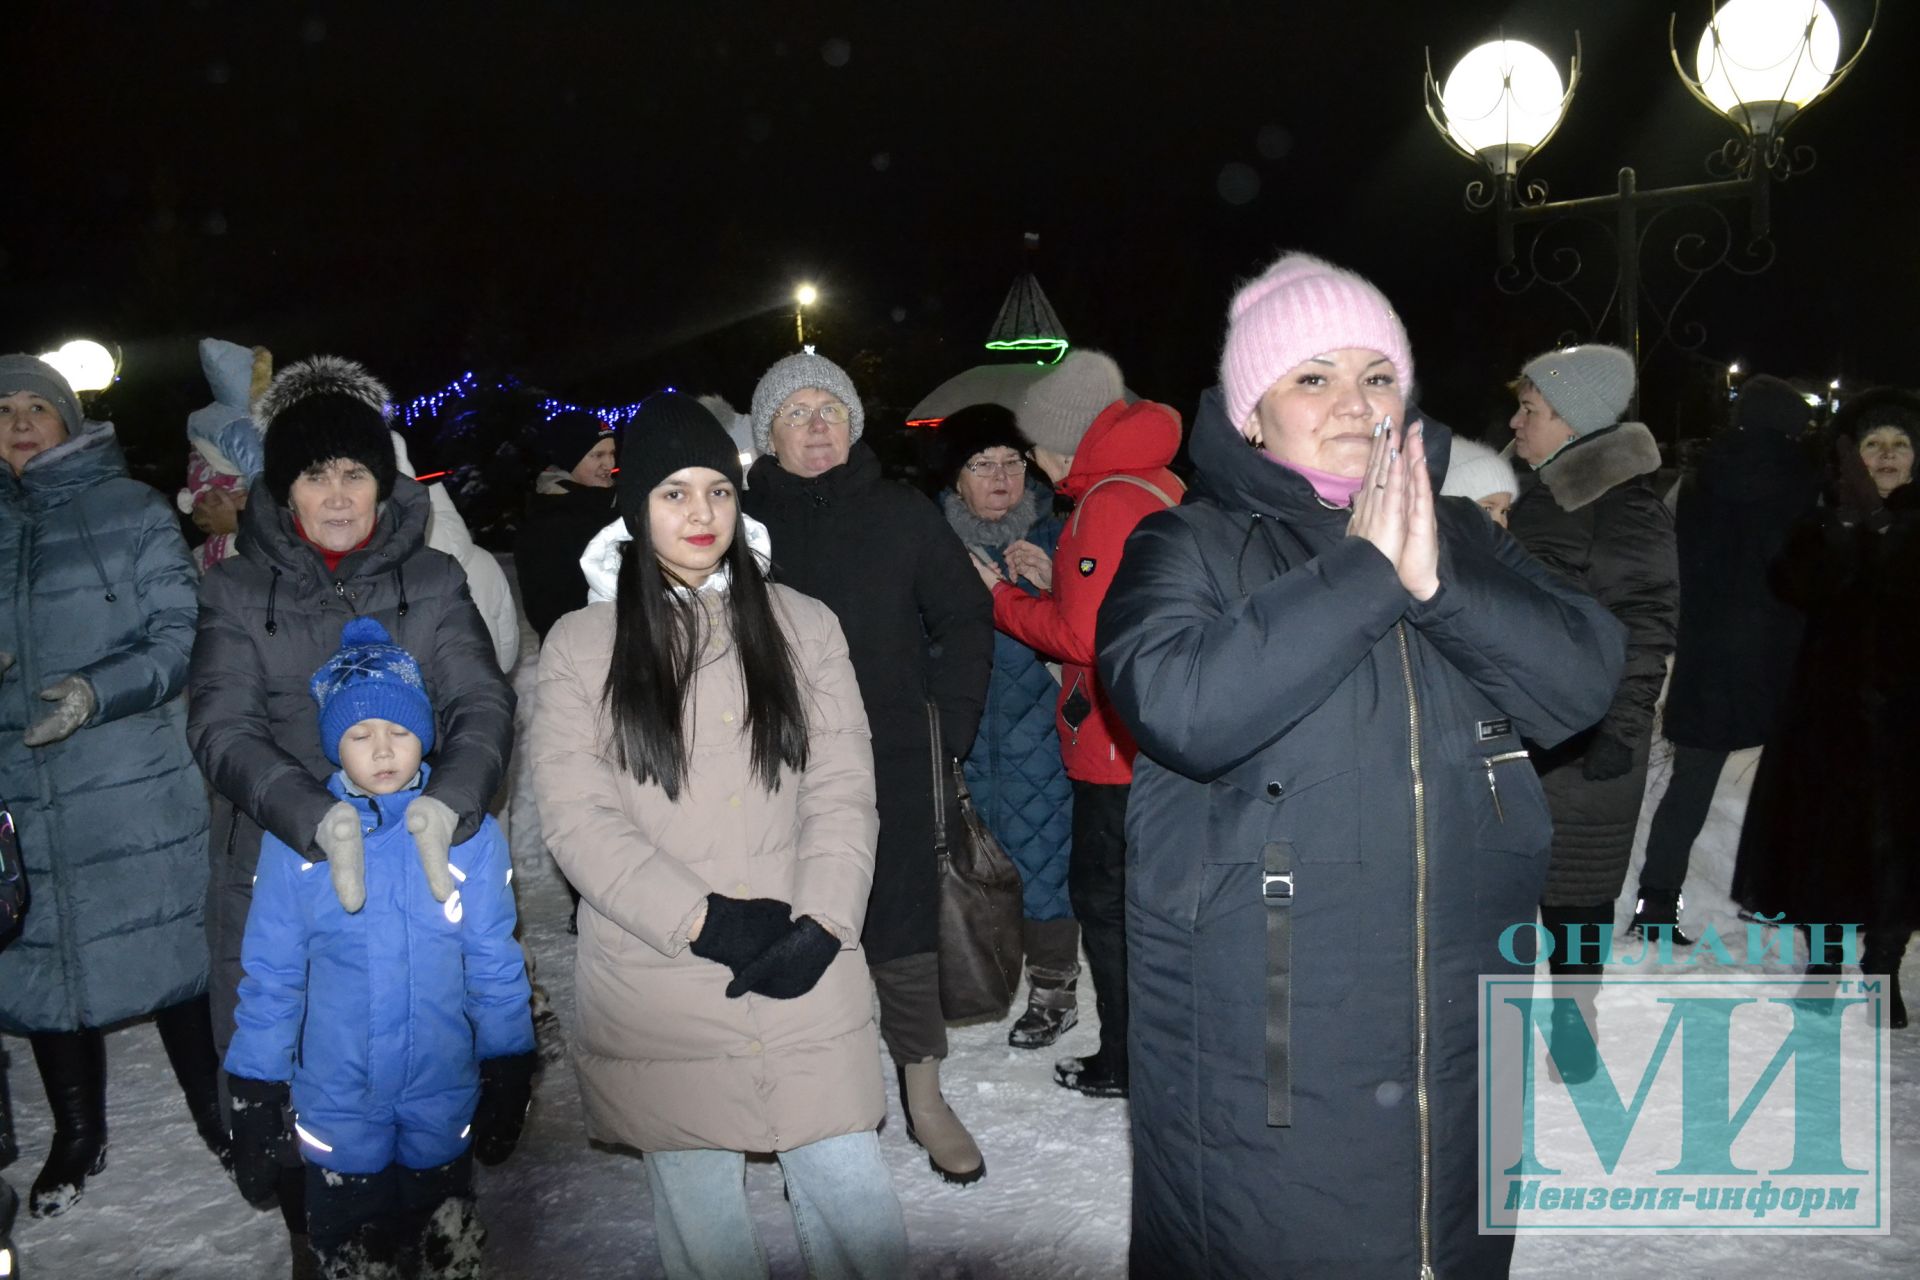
[750,352,865,455]
[0,354,86,437]
[1017,350,1124,456]
[1520,345,1636,437]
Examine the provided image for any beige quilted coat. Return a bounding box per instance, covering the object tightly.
[531,586,884,1153]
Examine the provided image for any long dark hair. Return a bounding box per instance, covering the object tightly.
[601,512,809,800]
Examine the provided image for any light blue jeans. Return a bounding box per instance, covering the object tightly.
[644,1130,908,1280]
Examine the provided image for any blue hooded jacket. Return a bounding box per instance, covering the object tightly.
[224,764,533,1173]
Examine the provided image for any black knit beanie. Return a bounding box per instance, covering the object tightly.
[937,403,1032,490]
[617,393,744,537]
[257,356,398,504]
[539,409,615,472]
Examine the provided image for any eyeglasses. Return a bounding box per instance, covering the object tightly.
[776,401,850,429]
[964,457,1028,476]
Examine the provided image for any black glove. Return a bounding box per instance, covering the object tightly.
[227,1075,293,1208]
[686,894,793,978]
[725,917,841,1000]
[471,1051,538,1167]
[1581,734,1636,782]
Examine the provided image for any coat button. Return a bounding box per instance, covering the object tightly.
[734,882,750,895]
[728,795,742,808]
[746,1040,763,1054]
[722,711,736,724]
[1266,781,1284,798]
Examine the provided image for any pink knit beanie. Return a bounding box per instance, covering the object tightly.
[1219,253,1414,435]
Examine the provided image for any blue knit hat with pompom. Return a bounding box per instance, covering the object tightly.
[310,617,436,763]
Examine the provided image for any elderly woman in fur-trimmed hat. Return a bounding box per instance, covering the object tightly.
[1095,254,1624,1277]
[188,357,513,1272]
[1504,346,1678,1039]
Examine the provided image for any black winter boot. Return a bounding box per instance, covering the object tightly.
[1626,890,1696,948]
[1,1041,18,1171]
[27,1029,108,1218]
[1864,930,1911,1031]
[154,994,233,1171]
[1054,1048,1129,1099]
[1009,977,1079,1050]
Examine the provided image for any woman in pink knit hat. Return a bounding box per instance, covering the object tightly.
[1096,252,1627,1278]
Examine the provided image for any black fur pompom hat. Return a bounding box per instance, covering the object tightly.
[256,356,399,503]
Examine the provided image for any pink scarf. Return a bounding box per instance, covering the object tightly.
[1270,455,1365,507]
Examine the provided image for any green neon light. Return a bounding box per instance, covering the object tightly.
[985,338,1070,365]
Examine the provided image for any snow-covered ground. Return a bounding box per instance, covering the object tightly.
[4,607,1914,1276]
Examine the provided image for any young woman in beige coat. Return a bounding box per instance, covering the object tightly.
[530,394,907,1280]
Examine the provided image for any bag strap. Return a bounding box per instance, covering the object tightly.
[1068,473,1180,537]
[1264,839,1294,1127]
[927,703,948,854]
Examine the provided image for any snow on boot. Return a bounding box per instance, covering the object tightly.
[897,1060,984,1186]
[315,1232,402,1280]
[1625,891,1695,948]
[1054,1048,1129,1099]
[1008,978,1078,1050]
[418,1196,486,1279]
[27,1030,107,1219]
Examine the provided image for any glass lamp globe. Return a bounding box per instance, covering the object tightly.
[1441,40,1569,174]
[794,284,819,307]
[39,339,117,393]
[1694,0,1841,134]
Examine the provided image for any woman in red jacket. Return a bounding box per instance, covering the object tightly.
[973,350,1182,1099]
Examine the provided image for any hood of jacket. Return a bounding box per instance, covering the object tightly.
[236,471,433,589]
[1186,387,1453,526]
[1692,429,1816,505]
[1059,400,1182,500]
[580,511,774,604]
[1529,421,1662,512]
[744,438,883,509]
[5,422,127,511]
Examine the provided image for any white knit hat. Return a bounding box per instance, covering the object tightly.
[1440,437,1519,503]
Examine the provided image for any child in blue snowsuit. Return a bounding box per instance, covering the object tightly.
[225,617,535,1278]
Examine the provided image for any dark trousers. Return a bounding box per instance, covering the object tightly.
[1540,900,1614,977]
[306,1152,474,1266]
[1070,780,1130,1063]
[869,951,948,1065]
[1639,745,1730,898]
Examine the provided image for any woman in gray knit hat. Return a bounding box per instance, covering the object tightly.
[1505,343,1678,1080]
[740,351,996,1186]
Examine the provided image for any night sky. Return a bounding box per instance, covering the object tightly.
[11,0,1911,486]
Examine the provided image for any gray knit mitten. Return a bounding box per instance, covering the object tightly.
[406,795,459,903]
[23,676,96,747]
[314,801,368,913]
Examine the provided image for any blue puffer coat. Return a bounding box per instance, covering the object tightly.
[224,767,533,1174]
[942,485,1073,921]
[0,424,209,1033]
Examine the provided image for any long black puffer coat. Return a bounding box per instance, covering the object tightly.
[743,443,993,964]
[188,477,514,1057]
[1098,392,1623,1279]
[1662,427,1818,750]
[1733,481,1920,932]
[1506,423,1678,907]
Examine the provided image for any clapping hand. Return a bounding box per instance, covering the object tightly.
[1347,417,1440,601]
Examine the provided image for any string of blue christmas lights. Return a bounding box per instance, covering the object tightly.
[398,371,676,429]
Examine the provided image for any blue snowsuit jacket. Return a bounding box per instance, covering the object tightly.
[224,765,534,1174]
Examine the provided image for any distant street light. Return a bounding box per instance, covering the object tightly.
[1425,2,1876,435]
[38,338,119,393]
[794,284,819,346]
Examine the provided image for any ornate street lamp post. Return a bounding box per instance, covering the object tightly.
[1425,1,1876,431]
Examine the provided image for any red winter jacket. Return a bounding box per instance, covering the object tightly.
[994,399,1183,784]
